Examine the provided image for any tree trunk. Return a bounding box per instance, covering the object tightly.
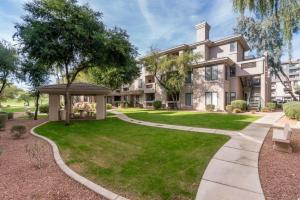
[34,91,40,120]
[0,79,7,97]
[64,84,71,125]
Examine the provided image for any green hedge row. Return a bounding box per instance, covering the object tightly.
[283,101,300,121]
[231,100,247,111]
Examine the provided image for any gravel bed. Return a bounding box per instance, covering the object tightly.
[0,118,106,200]
[259,129,300,200]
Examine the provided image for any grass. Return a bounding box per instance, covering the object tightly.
[35,118,229,200]
[117,108,260,130]
[0,106,32,113]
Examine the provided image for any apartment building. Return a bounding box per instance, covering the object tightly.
[271,60,300,102]
[107,22,271,111]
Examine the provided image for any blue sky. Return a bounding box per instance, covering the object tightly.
[1,0,300,59]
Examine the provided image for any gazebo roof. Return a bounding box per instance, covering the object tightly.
[38,83,111,95]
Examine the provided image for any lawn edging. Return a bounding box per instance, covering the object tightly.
[30,121,128,200]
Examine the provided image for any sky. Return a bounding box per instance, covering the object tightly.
[0,0,300,87]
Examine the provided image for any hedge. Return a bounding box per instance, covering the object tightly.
[153,101,162,110]
[266,102,276,111]
[283,101,300,120]
[106,103,112,109]
[205,104,215,112]
[231,100,247,111]
[225,105,233,113]
[39,105,49,113]
[0,113,8,130]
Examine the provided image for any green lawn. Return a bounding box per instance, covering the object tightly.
[117,108,260,130]
[0,106,32,113]
[35,118,229,200]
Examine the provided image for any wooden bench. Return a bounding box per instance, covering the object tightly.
[272,124,293,153]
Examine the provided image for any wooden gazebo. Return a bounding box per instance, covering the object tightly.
[38,83,111,121]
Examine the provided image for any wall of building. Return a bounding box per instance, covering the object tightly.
[192,64,226,111]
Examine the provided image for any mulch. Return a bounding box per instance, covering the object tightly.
[0,118,106,200]
[259,129,300,200]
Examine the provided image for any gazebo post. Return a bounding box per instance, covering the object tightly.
[96,95,106,120]
[49,94,60,121]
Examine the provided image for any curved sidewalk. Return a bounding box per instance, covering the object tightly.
[110,110,284,200]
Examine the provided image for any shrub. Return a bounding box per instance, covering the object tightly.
[233,108,242,113]
[106,103,112,110]
[0,113,8,130]
[153,101,162,110]
[231,100,247,111]
[225,105,233,113]
[11,125,27,139]
[261,107,270,112]
[7,112,13,120]
[267,102,276,111]
[283,101,300,120]
[39,104,49,113]
[206,104,215,112]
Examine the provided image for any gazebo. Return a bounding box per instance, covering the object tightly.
[38,83,111,121]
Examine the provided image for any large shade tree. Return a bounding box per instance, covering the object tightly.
[15,0,138,124]
[0,41,18,97]
[143,49,200,109]
[88,63,140,90]
[21,59,49,120]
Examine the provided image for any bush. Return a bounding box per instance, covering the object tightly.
[233,108,242,113]
[231,100,247,111]
[205,104,215,112]
[11,125,27,139]
[39,104,49,113]
[106,103,112,110]
[153,101,162,110]
[7,112,13,120]
[283,101,300,120]
[261,107,270,112]
[267,102,276,111]
[0,113,8,130]
[225,105,233,113]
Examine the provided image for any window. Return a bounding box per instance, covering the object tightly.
[205,66,218,81]
[225,92,230,105]
[205,92,218,106]
[230,42,236,52]
[138,79,142,88]
[185,93,192,106]
[185,71,193,83]
[230,66,236,77]
[230,92,236,102]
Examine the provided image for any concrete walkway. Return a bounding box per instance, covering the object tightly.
[110,110,284,200]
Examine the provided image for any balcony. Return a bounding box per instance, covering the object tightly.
[236,58,265,77]
[144,83,155,93]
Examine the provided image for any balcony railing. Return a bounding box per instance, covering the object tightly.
[236,58,265,77]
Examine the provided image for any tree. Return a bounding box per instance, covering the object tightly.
[18,92,32,106]
[234,16,298,100]
[143,49,200,109]
[233,0,300,53]
[21,59,49,120]
[0,41,18,97]
[15,0,138,125]
[295,85,300,101]
[89,63,140,90]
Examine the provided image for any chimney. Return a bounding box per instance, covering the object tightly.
[195,22,210,42]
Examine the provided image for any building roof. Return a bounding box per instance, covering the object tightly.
[38,83,111,95]
[139,34,250,60]
[193,57,235,68]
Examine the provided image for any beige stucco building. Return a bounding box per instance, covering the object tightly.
[107,22,271,111]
